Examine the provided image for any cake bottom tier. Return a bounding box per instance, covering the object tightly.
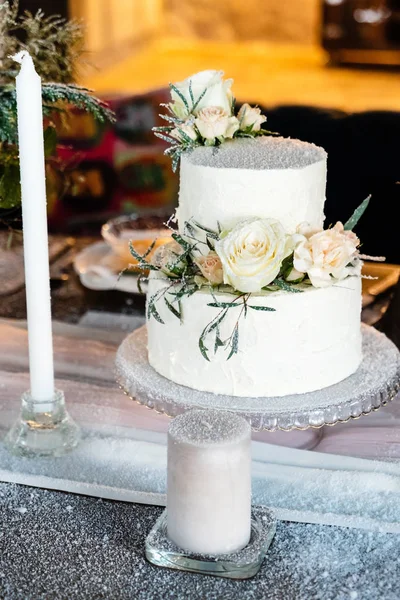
[147,276,362,398]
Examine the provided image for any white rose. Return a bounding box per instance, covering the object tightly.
[293,221,360,288]
[170,70,234,117]
[195,107,239,143]
[215,218,290,293]
[237,103,267,132]
[170,123,198,142]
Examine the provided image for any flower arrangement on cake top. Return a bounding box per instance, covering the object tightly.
[153,70,273,171]
[130,196,378,361]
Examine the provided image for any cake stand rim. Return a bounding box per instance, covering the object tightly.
[115,324,400,432]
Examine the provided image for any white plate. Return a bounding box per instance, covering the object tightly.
[74,242,148,294]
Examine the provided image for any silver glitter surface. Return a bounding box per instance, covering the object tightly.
[1,482,400,599]
[169,409,250,447]
[183,137,327,170]
[115,325,400,431]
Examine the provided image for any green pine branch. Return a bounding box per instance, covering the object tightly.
[0,2,115,211]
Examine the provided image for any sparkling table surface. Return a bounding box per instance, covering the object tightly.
[1,481,399,600]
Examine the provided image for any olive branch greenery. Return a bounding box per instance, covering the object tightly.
[153,82,276,172]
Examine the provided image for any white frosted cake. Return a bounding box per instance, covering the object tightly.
[147,137,362,397]
[136,70,365,399]
[177,136,326,236]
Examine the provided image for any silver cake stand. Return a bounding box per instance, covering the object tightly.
[115,324,400,431]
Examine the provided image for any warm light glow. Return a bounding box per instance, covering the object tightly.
[76,1,400,113]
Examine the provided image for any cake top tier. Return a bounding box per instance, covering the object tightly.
[184,136,327,171]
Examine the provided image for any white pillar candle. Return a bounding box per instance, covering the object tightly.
[167,409,252,555]
[13,51,55,402]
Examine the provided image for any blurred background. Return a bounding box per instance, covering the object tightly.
[6,1,400,260]
[1,0,399,334]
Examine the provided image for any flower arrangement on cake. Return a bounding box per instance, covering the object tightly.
[130,196,372,361]
[153,70,275,171]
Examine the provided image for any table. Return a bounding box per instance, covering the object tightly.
[1,234,400,599]
[1,482,399,600]
[0,235,146,323]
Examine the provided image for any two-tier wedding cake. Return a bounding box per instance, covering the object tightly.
[131,70,369,399]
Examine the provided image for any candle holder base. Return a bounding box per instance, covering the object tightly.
[145,505,276,580]
[5,389,80,458]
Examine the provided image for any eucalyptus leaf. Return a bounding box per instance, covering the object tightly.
[164,145,180,156]
[164,297,181,319]
[206,237,215,251]
[169,83,190,113]
[344,195,371,231]
[207,301,241,308]
[137,272,147,295]
[152,125,174,133]
[274,279,303,293]
[170,284,198,301]
[249,305,276,311]
[159,113,183,124]
[147,302,165,324]
[171,232,192,251]
[199,337,210,361]
[189,81,195,108]
[191,221,219,240]
[227,325,239,360]
[153,131,178,145]
[171,152,181,172]
[177,128,196,145]
[184,221,196,238]
[191,87,207,113]
[214,327,225,354]
[129,242,144,262]
[142,239,157,260]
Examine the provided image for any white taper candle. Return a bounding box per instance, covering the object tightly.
[167,409,252,555]
[13,51,55,402]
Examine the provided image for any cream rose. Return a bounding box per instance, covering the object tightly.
[195,251,224,285]
[195,107,239,143]
[152,240,185,276]
[215,218,290,293]
[170,123,198,142]
[170,70,233,117]
[293,221,360,288]
[237,103,267,132]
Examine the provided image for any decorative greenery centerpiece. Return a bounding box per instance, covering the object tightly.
[131,196,375,361]
[0,1,114,213]
[153,70,275,171]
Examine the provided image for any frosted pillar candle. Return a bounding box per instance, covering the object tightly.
[167,409,252,555]
[13,51,54,403]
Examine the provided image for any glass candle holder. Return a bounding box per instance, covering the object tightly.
[5,389,80,458]
[145,505,276,580]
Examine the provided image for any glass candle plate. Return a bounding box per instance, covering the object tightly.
[145,505,276,579]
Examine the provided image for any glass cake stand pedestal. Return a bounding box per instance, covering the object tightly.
[115,324,400,432]
[115,323,400,578]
